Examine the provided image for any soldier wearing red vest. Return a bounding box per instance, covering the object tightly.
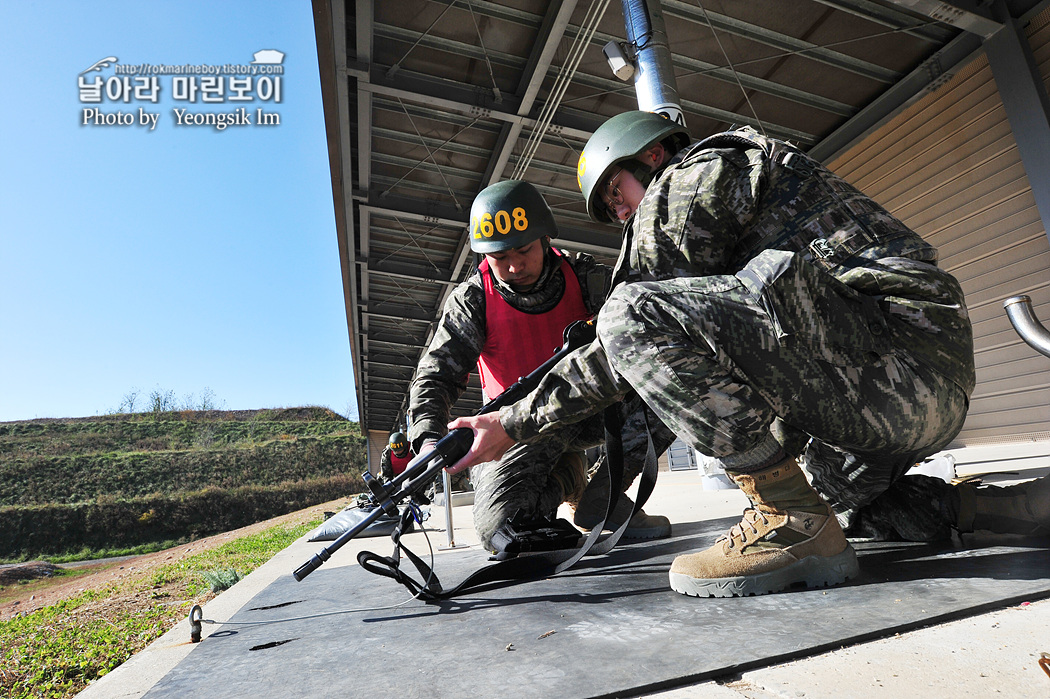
[408,180,676,551]
[380,431,413,482]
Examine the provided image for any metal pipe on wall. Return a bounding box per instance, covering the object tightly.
[1005,295,1050,359]
[621,0,684,126]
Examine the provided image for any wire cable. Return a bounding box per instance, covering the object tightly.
[512,0,612,180]
[695,0,767,137]
[386,1,456,78]
[465,0,503,102]
[195,508,441,630]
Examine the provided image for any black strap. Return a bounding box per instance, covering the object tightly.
[358,404,659,601]
[358,506,444,596]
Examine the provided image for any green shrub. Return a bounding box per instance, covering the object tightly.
[0,409,365,560]
[0,474,363,559]
[200,567,243,592]
[0,413,365,507]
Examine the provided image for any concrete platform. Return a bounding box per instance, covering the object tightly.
[77,454,1050,698]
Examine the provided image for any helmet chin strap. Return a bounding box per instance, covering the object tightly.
[620,159,654,188]
[631,140,681,189]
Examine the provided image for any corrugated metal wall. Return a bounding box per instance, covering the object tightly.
[667,438,697,471]
[828,8,1050,446]
[366,429,385,476]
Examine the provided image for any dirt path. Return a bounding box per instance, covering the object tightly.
[0,498,347,621]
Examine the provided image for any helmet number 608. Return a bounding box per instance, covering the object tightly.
[472,207,529,239]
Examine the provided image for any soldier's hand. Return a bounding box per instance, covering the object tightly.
[445,413,514,473]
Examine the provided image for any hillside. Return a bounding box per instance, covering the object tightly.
[0,408,367,559]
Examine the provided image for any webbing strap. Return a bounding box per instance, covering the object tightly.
[358,404,659,601]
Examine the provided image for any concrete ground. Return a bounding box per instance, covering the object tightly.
[78,449,1050,698]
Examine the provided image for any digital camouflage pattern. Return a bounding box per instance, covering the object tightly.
[379,445,400,482]
[408,245,674,549]
[501,128,976,528]
[408,246,610,451]
[468,395,674,548]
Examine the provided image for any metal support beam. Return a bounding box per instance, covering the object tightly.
[551,223,622,257]
[367,368,416,383]
[356,0,373,190]
[810,1,1050,163]
[983,1,1050,238]
[359,257,459,287]
[480,0,578,187]
[362,191,468,227]
[809,31,983,162]
[585,24,868,115]
[366,379,414,394]
[371,152,486,184]
[362,358,420,371]
[367,333,429,349]
[359,69,602,141]
[366,397,410,409]
[355,1,375,416]
[805,0,959,42]
[663,0,904,82]
[312,0,367,431]
[375,23,525,71]
[569,71,817,144]
[881,0,1002,37]
[365,301,436,323]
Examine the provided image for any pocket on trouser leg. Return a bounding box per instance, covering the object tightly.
[736,249,891,368]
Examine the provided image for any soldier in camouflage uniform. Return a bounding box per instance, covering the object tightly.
[449,111,1050,597]
[409,180,675,551]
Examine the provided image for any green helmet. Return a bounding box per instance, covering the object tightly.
[388,431,408,456]
[468,180,557,254]
[577,111,690,224]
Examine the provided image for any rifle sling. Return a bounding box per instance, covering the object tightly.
[357,405,659,601]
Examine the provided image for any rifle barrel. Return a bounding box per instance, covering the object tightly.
[292,320,595,581]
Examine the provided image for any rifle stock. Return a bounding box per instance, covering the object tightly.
[293,319,596,582]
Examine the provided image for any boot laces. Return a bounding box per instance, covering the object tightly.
[721,508,770,549]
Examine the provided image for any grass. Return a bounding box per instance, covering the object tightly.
[0,517,319,699]
[0,409,365,508]
[1,540,185,566]
[1,408,365,561]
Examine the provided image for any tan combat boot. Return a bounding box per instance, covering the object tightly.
[572,462,672,539]
[669,457,858,597]
[956,475,1050,535]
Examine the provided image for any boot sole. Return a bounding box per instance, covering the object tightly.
[668,545,860,598]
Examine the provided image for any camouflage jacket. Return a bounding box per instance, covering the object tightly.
[502,128,976,442]
[407,246,611,452]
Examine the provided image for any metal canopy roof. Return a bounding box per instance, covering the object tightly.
[311,0,1044,434]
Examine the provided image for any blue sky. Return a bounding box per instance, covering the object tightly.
[0,2,357,421]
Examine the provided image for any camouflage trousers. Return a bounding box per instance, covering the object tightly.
[598,250,969,527]
[471,396,675,550]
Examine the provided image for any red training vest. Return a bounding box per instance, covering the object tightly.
[477,250,591,401]
[389,451,412,476]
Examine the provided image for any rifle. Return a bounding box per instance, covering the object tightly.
[293,318,596,582]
